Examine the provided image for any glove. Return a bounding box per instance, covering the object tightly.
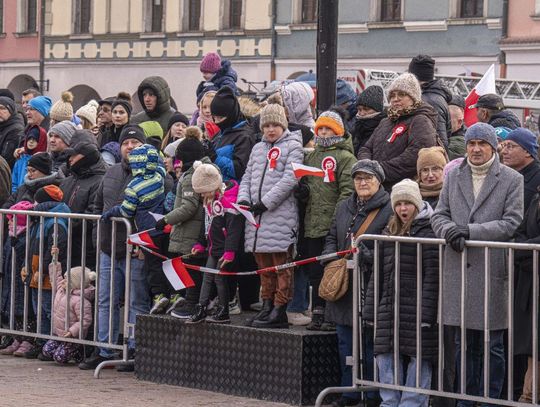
[155,218,167,231]
[444,225,469,244]
[251,202,268,217]
[449,236,466,252]
[293,182,310,202]
[101,205,122,221]
[236,200,251,210]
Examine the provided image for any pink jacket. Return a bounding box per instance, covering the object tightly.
[51,265,95,338]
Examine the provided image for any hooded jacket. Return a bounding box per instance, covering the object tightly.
[489,109,521,130]
[358,102,438,190]
[3,171,62,209]
[303,133,356,238]
[196,59,239,98]
[365,203,439,359]
[238,129,304,253]
[421,79,452,148]
[351,112,386,156]
[131,76,176,133]
[0,104,24,168]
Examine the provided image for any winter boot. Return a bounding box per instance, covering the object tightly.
[206,305,231,324]
[245,299,273,327]
[185,304,207,324]
[306,306,325,331]
[252,305,289,329]
[0,336,14,350]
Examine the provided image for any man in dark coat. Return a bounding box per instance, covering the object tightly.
[448,94,466,160]
[0,96,24,168]
[473,93,521,129]
[0,156,11,207]
[48,121,77,177]
[409,55,452,148]
[131,76,176,134]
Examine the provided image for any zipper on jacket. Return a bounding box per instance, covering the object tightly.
[252,141,273,252]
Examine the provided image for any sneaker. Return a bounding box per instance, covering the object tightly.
[170,302,197,319]
[287,311,312,326]
[320,321,336,331]
[78,353,114,370]
[0,336,14,350]
[166,294,185,314]
[37,352,53,361]
[228,298,241,315]
[185,304,207,324]
[24,345,42,359]
[0,339,20,355]
[149,294,170,315]
[206,305,230,324]
[12,341,34,357]
[207,297,219,314]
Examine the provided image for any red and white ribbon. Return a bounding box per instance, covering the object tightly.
[267,147,281,171]
[322,156,337,183]
[387,123,407,143]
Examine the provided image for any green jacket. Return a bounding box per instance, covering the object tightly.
[304,134,356,238]
[165,157,209,254]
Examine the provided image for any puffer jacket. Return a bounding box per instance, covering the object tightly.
[3,171,62,209]
[0,112,24,168]
[51,263,94,338]
[421,79,452,148]
[196,59,239,98]
[131,76,176,133]
[212,120,255,182]
[165,156,209,254]
[323,188,393,326]
[364,203,439,359]
[238,129,304,253]
[197,181,244,259]
[489,109,521,130]
[358,102,438,190]
[304,133,356,238]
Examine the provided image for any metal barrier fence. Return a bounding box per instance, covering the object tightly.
[316,234,540,407]
[0,208,134,378]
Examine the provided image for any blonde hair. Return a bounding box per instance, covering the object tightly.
[199,91,217,108]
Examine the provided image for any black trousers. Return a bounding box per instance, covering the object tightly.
[304,236,326,310]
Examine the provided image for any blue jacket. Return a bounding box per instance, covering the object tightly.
[11,154,31,194]
[212,121,255,183]
[196,60,239,98]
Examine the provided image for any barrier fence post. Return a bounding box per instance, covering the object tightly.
[507,248,514,400]
[415,242,423,387]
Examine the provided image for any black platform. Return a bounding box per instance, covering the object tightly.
[135,314,341,405]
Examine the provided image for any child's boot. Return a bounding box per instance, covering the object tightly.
[207,305,230,324]
[186,304,207,324]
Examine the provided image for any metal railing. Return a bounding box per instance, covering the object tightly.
[316,234,540,407]
[0,208,134,378]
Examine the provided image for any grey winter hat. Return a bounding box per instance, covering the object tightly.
[391,179,423,212]
[465,122,498,150]
[387,73,422,104]
[356,85,384,113]
[48,121,77,146]
[351,159,385,183]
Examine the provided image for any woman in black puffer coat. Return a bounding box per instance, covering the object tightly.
[365,179,439,406]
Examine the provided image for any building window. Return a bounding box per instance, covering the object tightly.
[301,0,317,23]
[188,0,201,31]
[223,0,242,30]
[460,0,484,18]
[145,0,164,32]
[23,0,37,32]
[380,0,401,22]
[535,0,540,15]
[73,0,92,34]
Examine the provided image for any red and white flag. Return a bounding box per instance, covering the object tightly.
[162,257,195,290]
[464,64,496,127]
[231,202,260,228]
[292,162,324,179]
[128,230,158,250]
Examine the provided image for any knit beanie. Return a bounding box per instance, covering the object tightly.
[409,54,436,82]
[416,146,448,175]
[356,85,384,112]
[315,110,345,137]
[495,126,511,141]
[119,125,146,145]
[69,266,97,290]
[139,121,164,140]
[259,104,288,130]
[200,52,222,74]
[0,88,15,101]
[506,128,539,158]
[7,201,34,236]
[27,152,52,175]
[387,73,422,104]
[111,92,133,117]
[351,159,385,183]
[164,138,183,158]
[0,96,16,116]
[465,122,498,150]
[48,121,77,147]
[167,112,189,133]
[34,184,63,203]
[175,130,205,168]
[210,86,239,118]
[192,161,223,193]
[76,100,99,126]
[336,79,357,106]
[28,96,53,118]
[391,178,423,212]
[50,91,74,122]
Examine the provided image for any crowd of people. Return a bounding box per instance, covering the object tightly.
[0,51,539,407]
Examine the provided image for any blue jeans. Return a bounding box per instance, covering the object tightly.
[31,288,52,338]
[287,266,309,313]
[376,353,432,407]
[97,252,150,357]
[455,329,505,407]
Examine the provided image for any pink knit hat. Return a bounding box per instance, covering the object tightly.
[7,201,34,236]
[443,157,464,179]
[200,52,221,74]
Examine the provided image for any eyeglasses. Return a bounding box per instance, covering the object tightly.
[420,166,443,176]
[354,174,375,183]
[501,142,522,151]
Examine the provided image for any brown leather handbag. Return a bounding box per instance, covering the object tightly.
[319,209,380,302]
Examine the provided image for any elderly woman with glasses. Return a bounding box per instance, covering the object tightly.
[416,146,448,210]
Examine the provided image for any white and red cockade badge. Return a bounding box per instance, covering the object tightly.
[211,200,224,217]
[387,123,407,143]
[322,156,337,183]
[267,147,281,171]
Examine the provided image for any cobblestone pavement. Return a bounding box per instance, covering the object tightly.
[0,356,296,407]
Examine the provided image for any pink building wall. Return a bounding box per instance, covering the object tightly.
[507,0,540,38]
[0,1,40,62]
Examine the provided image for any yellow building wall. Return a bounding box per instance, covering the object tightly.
[245,0,271,30]
[166,0,181,32]
[203,0,221,31]
[110,0,131,33]
[49,0,72,36]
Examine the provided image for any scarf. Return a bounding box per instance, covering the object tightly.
[387,101,422,122]
[419,181,442,198]
[314,135,342,148]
